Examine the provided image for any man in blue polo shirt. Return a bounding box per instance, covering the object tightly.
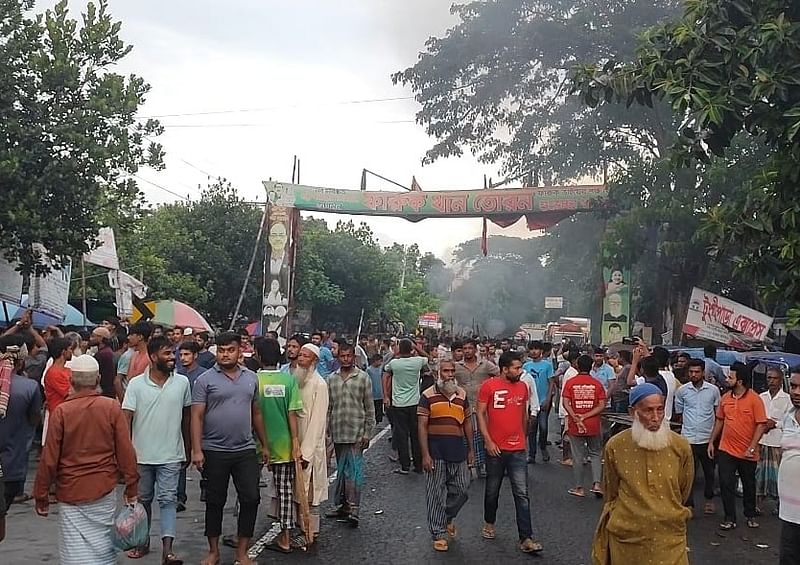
[522,341,555,463]
[674,358,721,514]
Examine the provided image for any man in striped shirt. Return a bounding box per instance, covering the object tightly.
[418,358,474,552]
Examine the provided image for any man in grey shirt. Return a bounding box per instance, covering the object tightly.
[191,332,268,565]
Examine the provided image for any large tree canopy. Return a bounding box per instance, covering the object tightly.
[396,0,780,341]
[574,0,799,310]
[0,0,162,275]
[392,0,679,181]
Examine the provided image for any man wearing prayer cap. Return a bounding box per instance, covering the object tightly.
[34,354,138,565]
[591,383,694,565]
[291,342,329,540]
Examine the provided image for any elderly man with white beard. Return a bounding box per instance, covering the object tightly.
[592,383,694,565]
[291,343,330,540]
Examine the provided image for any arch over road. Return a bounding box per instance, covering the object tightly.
[260,181,606,339]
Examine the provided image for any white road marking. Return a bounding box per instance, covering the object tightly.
[248,424,391,558]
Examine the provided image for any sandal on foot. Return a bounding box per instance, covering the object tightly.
[746,518,759,528]
[520,538,544,553]
[568,488,586,498]
[127,547,150,559]
[719,521,736,531]
[481,523,496,539]
[590,487,604,498]
[163,554,184,565]
[433,539,449,552]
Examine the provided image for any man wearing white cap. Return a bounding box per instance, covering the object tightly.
[292,343,329,539]
[34,354,139,565]
[592,383,694,565]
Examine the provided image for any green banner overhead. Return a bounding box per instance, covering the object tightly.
[263,181,606,230]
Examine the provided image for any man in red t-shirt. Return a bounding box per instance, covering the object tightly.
[477,351,543,555]
[562,354,607,498]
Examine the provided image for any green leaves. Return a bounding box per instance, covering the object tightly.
[0,0,162,275]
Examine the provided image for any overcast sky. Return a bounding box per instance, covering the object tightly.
[57,1,537,258]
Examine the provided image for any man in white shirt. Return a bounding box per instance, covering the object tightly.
[521,368,541,464]
[557,350,580,466]
[778,370,800,564]
[757,367,792,513]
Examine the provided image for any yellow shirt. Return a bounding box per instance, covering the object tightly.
[592,429,694,565]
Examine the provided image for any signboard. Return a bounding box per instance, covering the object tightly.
[264,181,605,227]
[683,287,773,347]
[83,227,119,270]
[601,267,630,344]
[0,257,23,304]
[544,296,563,309]
[30,245,71,319]
[418,312,442,329]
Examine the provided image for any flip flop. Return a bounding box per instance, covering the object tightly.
[568,488,586,498]
[265,541,292,554]
[590,488,604,498]
[163,554,184,565]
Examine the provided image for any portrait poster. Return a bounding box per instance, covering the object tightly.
[602,267,630,344]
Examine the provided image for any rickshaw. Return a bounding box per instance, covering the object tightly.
[743,352,800,393]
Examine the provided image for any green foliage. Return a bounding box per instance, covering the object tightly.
[117,180,264,326]
[0,0,162,275]
[392,0,680,180]
[293,222,441,331]
[573,0,800,309]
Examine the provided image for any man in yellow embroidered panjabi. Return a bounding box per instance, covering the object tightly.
[592,383,694,565]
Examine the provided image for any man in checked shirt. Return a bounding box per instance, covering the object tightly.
[326,342,375,527]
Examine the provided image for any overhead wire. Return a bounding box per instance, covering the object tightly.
[136,95,415,119]
[156,119,416,129]
[131,173,190,201]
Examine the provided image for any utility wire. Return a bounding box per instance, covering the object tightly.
[132,173,190,201]
[137,95,415,119]
[157,119,416,129]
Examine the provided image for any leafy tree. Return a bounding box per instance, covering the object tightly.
[573,0,798,314]
[392,0,679,180]
[118,180,263,326]
[1,0,163,275]
[293,222,442,332]
[397,0,776,341]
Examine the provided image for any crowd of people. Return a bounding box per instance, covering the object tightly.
[0,314,799,564]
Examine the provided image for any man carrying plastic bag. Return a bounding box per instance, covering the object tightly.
[33,354,139,565]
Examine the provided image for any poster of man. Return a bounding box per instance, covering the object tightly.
[602,268,630,344]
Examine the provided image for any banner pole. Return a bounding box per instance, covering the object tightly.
[81,258,87,329]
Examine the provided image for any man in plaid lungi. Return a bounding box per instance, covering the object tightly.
[255,339,303,554]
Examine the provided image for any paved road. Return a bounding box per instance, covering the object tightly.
[3,423,782,564]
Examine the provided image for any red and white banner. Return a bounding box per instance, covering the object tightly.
[683,287,772,347]
[418,312,441,329]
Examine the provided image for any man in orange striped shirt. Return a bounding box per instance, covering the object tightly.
[418,358,474,552]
